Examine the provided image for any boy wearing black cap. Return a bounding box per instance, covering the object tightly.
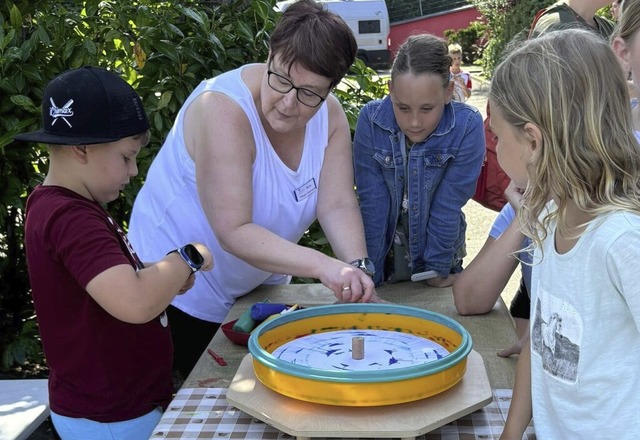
[14,66,213,440]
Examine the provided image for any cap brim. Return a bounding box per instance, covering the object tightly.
[13,129,133,146]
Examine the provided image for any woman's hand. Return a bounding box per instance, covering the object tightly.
[320,262,377,303]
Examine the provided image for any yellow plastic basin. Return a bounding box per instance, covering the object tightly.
[248,303,472,406]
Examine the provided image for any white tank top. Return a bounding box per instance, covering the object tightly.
[128,65,328,322]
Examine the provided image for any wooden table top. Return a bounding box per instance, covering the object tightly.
[184,281,518,391]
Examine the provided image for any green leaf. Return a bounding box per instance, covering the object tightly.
[9,4,22,30]
[10,95,38,113]
[156,91,172,110]
[179,6,206,27]
[153,111,163,133]
[83,38,97,56]
[0,29,16,51]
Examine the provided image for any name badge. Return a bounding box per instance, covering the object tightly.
[294,178,317,202]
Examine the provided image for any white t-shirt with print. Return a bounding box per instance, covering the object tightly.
[530,210,640,439]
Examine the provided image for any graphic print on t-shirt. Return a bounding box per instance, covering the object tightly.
[532,294,582,383]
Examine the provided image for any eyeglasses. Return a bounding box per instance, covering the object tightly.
[267,69,327,108]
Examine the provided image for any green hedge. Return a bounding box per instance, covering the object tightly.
[0,0,387,371]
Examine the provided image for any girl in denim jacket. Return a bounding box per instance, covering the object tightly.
[353,34,485,288]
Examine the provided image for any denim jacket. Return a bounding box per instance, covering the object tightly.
[353,96,485,285]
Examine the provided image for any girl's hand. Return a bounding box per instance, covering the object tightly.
[504,181,524,211]
[425,273,458,288]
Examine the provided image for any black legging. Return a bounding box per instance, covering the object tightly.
[166,305,220,379]
[509,277,531,320]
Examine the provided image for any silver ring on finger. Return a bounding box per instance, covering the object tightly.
[342,286,351,291]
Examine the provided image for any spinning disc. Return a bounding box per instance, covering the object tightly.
[273,329,449,372]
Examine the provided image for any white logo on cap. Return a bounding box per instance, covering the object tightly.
[49,98,74,128]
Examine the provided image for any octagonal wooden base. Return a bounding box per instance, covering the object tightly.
[226,350,492,440]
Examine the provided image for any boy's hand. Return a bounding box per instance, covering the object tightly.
[176,243,213,295]
[192,242,213,272]
[177,273,196,295]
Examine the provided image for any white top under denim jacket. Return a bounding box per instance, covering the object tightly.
[353,96,485,285]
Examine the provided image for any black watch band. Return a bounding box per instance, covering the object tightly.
[168,244,204,273]
[349,257,375,277]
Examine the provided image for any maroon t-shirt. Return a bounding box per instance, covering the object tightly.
[25,185,173,422]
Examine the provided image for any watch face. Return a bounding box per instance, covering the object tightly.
[362,257,375,274]
[183,244,204,266]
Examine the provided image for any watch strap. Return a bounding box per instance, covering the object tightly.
[168,246,201,273]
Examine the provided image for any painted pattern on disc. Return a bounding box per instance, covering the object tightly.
[272,329,449,372]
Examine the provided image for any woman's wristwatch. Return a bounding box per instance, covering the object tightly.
[168,244,204,273]
[349,258,375,277]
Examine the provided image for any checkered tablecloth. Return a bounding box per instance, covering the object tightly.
[150,388,535,440]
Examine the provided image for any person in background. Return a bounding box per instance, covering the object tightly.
[611,0,623,20]
[13,66,213,440]
[491,29,640,439]
[612,0,640,120]
[353,33,485,289]
[453,181,531,358]
[529,0,615,39]
[448,43,472,102]
[128,0,381,380]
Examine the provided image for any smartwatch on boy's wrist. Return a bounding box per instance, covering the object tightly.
[168,244,204,273]
[349,258,375,277]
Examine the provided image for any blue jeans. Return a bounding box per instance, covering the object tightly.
[51,407,162,440]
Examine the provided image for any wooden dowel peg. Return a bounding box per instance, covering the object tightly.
[352,336,364,360]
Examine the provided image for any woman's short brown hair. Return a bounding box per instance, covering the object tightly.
[270,0,357,88]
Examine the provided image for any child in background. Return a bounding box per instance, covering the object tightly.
[528,0,615,39]
[14,66,213,440]
[354,34,484,288]
[489,29,640,439]
[448,43,472,102]
[611,0,623,20]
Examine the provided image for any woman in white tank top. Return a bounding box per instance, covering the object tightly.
[128,0,382,378]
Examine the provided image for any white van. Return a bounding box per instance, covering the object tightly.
[275,0,391,70]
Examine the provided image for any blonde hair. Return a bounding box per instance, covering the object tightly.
[490,28,640,250]
[448,43,463,55]
[615,0,640,42]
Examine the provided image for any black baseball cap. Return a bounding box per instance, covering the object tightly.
[14,66,150,145]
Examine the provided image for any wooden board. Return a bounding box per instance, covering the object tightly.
[226,350,492,439]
